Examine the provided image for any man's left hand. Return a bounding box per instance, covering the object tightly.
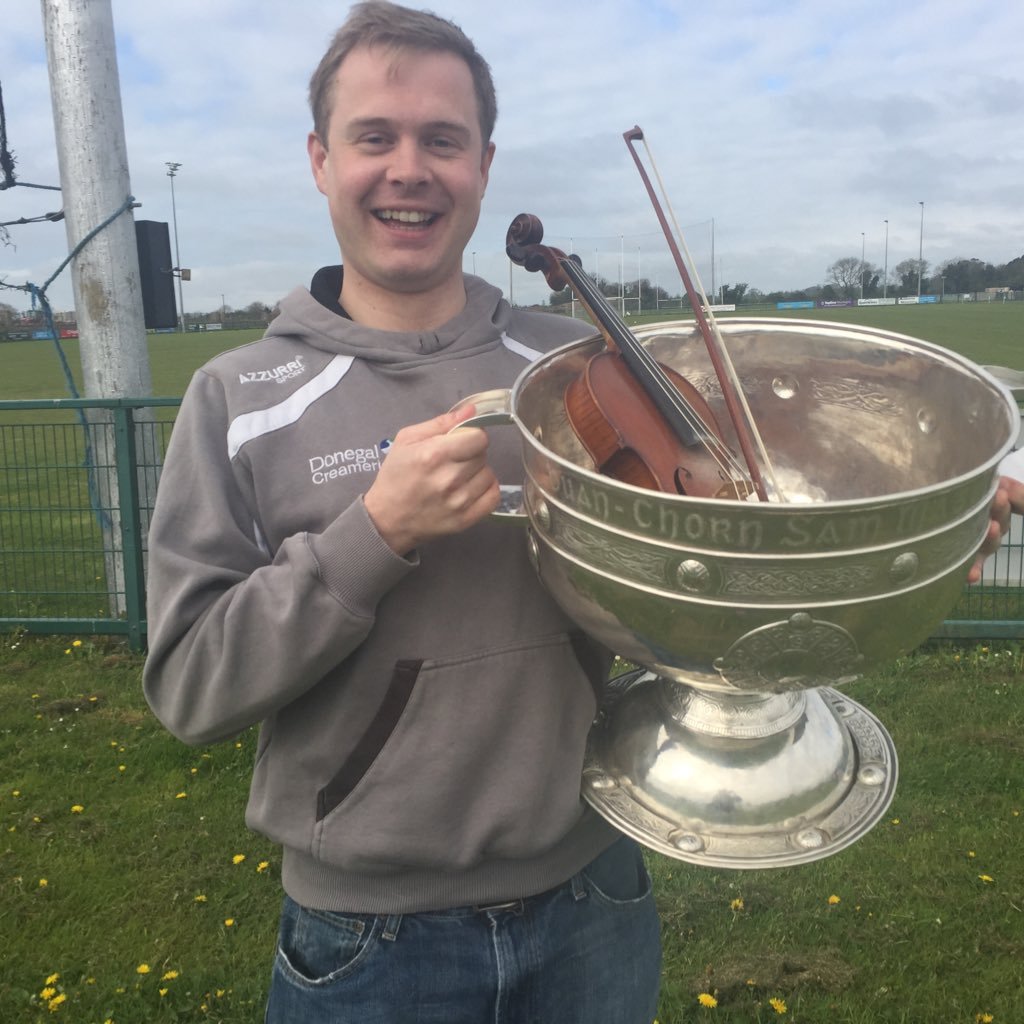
[968,475,1024,583]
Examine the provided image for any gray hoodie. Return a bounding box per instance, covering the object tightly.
[143,272,619,913]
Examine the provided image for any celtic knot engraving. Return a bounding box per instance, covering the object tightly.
[713,613,863,691]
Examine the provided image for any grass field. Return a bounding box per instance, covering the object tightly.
[1,300,1022,1021]
[1,300,1022,401]
[1,634,1021,1023]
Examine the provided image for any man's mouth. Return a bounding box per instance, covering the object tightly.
[374,209,438,226]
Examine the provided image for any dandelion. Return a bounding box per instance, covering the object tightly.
[135,963,151,975]
[175,792,188,800]
[976,1013,994,1023]
[828,894,841,905]
[890,818,900,825]
[47,992,66,1011]
[161,970,179,981]
[40,987,57,1000]
[224,917,236,927]
[159,988,169,997]
[118,765,126,772]
[769,997,788,1014]
[72,640,82,648]
[730,898,744,911]
[70,805,84,814]
[257,861,270,873]
[232,853,246,865]
[45,974,60,985]
[194,894,208,903]
[968,850,977,858]
[38,879,48,888]
[11,790,20,797]
[698,993,718,1008]
[978,874,994,883]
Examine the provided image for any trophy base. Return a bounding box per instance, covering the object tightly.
[582,670,898,868]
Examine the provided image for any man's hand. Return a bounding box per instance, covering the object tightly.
[967,475,1024,583]
[363,405,500,555]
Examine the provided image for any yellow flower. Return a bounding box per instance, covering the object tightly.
[45,973,60,985]
[135,963,151,975]
[194,894,208,902]
[827,894,841,905]
[769,997,787,1014]
[11,790,20,797]
[257,860,270,873]
[47,993,67,1011]
[70,805,84,814]
[698,992,718,1008]
[730,897,744,911]
[232,853,246,864]
[968,850,977,858]
[72,640,82,648]
[118,765,126,772]
[976,1013,994,1023]
[161,970,179,981]
[224,917,236,927]
[38,879,48,888]
[40,987,57,1000]
[175,792,187,799]
[159,988,168,997]
[978,874,994,883]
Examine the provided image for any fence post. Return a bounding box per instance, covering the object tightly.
[112,404,146,651]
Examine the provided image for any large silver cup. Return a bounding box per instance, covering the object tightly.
[460,318,1018,867]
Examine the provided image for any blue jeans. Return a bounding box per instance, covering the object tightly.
[265,836,662,1024]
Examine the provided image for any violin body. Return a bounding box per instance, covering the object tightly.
[565,350,744,498]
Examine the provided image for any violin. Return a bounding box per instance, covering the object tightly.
[506,213,754,501]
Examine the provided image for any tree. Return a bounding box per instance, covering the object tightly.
[894,258,929,295]
[720,282,748,304]
[826,256,868,300]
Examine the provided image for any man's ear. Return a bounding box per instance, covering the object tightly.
[308,132,329,194]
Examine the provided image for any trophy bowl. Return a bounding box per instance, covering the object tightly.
[463,317,1018,867]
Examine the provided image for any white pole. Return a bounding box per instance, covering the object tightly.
[917,201,924,297]
[166,162,186,332]
[41,0,152,399]
[41,0,158,618]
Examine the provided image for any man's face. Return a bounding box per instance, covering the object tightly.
[308,45,495,309]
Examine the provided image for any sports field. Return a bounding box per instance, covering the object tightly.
[1,299,1022,402]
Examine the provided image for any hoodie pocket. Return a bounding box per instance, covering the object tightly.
[312,633,600,872]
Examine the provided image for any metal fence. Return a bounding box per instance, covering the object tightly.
[2,397,1023,649]
[1,398,177,650]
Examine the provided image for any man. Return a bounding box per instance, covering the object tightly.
[143,3,662,1022]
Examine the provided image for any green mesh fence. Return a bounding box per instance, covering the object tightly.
[1,398,1022,650]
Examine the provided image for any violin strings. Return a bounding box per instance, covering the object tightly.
[638,136,785,501]
[568,261,747,489]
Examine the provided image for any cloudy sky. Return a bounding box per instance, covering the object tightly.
[2,0,1022,317]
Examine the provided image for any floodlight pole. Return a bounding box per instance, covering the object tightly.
[917,201,924,297]
[166,162,186,332]
[861,232,865,299]
[883,219,889,299]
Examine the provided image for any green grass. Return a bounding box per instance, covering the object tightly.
[1,635,1021,1023]
[1,303,1023,403]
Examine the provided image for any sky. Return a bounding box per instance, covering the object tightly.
[2,0,1023,318]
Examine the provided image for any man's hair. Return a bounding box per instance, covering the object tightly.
[308,0,497,146]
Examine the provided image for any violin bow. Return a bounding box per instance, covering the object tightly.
[623,126,781,503]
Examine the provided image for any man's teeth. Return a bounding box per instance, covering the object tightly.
[376,210,435,223]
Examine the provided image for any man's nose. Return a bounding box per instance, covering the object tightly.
[386,139,429,186]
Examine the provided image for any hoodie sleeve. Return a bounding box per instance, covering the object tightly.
[142,369,415,746]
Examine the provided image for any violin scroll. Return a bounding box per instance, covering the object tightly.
[505,213,574,292]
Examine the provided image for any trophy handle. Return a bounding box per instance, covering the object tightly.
[447,389,529,522]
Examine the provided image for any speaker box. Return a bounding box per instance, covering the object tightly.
[134,220,177,329]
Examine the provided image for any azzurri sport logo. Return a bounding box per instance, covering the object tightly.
[238,357,306,385]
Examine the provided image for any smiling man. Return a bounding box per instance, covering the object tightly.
[143,2,662,1023]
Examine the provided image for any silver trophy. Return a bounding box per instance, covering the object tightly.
[458,318,1017,868]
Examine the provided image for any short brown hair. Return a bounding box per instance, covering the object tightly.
[308,1,497,146]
